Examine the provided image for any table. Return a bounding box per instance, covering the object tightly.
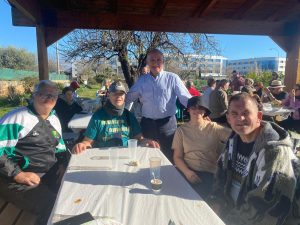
[48,148,224,225]
[262,104,295,119]
[81,99,101,112]
[68,113,93,133]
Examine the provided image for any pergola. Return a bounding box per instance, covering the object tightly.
[8,0,300,90]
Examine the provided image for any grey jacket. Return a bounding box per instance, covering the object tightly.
[213,121,297,225]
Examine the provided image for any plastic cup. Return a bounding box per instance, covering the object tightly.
[149,157,162,192]
[128,139,137,159]
[109,147,119,169]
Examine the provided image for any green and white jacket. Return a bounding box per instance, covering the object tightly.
[212,122,297,225]
[0,105,66,178]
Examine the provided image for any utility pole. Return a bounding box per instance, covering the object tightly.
[56,41,60,74]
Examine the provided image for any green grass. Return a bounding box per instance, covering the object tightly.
[76,85,99,99]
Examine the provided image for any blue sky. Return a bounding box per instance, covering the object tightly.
[0,0,286,60]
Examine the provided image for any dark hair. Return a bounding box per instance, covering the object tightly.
[229,92,262,111]
[147,49,164,61]
[62,86,73,95]
[219,79,229,88]
[186,80,193,89]
[207,78,216,87]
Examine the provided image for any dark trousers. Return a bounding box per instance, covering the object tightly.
[179,169,214,200]
[0,163,62,225]
[141,115,177,162]
[278,117,300,133]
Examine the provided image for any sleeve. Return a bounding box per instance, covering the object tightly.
[214,123,232,142]
[219,91,228,111]
[0,115,23,177]
[281,96,291,107]
[84,115,99,140]
[171,127,184,151]
[74,102,83,113]
[225,146,296,225]
[174,75,192,107]
[125,79,141,107]
[127,111,142,138]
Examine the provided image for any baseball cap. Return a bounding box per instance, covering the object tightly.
[108,81,127,93]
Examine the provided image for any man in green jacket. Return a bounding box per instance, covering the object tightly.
[210,92,297,225]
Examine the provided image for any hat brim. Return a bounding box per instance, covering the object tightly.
[268,85,285,88]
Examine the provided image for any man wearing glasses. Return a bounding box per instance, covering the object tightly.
[0,80,67,225]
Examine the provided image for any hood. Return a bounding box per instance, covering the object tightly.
[254,121,293,151]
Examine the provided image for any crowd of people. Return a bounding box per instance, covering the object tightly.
[0,48,300,225]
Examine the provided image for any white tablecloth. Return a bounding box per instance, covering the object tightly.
[68,113,93,132]
[263,105,294,117]
[48,148,224,225]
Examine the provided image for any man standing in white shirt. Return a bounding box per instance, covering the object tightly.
[126,49,191,162]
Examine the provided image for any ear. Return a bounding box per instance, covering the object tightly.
[226,113,231,125]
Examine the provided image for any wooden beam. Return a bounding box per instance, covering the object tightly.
[265,3,297,22]
[192,0,218,18]
[270,35,290,52]
[284,35,300,91]
[36,26,49,80]
[152,0,168,16]
[110,0,118,14]
[230,0,263,19]
[45,27,73,46]
[11,6,35,27]
[8,0,40,23]
[39,11,285,35]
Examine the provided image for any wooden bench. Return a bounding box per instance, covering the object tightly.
[0,198,36,225]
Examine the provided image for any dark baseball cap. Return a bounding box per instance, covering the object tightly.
[108,81,127,94]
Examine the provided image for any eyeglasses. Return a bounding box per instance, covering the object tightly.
[37,93,58,100]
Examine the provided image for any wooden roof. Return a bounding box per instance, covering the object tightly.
[9,0,300,47]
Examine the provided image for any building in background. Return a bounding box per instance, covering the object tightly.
[226,57,286,75]
[165,54,228,78]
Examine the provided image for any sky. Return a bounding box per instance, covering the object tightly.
[0,0,286,60]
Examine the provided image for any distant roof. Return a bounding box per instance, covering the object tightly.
[0,68,69,80]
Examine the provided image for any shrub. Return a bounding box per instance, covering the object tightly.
[21,76,39,94]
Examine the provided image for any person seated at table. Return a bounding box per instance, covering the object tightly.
[69,80,80,101]
[172,96,231,198]
[262,80,288,106]
[0,80,68,225]
[73,81,160,154]
[209,92,297,225]
[254,81,264,98]
[54,86,83,132]
[278,84,300,133]
[186,79,201,96]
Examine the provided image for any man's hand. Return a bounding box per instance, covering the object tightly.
[140,138,160,148]
[184,170,201,184]
[290,89,296,98]
[72,141,92,154]
[14,172,40,186]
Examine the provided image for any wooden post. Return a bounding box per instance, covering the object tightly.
[285,35,300,91]
[36,25,49,80]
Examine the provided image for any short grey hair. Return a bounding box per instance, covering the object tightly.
[146,49,164,61]
[33,80,58,95]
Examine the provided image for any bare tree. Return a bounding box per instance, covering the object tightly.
[61,30,219,87]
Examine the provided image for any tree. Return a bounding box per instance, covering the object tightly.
[0,46,36,70]
[61,30,219,87]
